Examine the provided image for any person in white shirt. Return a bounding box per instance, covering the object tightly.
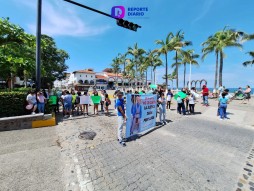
[26,90,37,115]
[188,93,195,114]
[100,91,105,112]
[166,89,173,110]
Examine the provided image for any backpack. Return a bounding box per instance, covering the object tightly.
[107,98,111,105]
[75,96,80,104]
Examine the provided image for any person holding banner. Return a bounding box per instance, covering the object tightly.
[130,95,142,135]
[158,93,167,125]
[92,92,100,115]
[100,91,105,113]
[116,92,126,146]
[81,91,90,116]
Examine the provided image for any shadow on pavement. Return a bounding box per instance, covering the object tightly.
[126,120,174,143]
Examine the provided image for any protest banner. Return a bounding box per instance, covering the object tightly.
[91,96,101,104]
[80,95,91,104]
[125,94,157,138]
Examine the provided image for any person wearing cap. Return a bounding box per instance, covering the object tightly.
[202,85,209,107]
[115,92,126,146]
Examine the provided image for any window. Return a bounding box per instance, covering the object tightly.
[91,75,93,78]
[80,75,81,77]
[86,75,87,77]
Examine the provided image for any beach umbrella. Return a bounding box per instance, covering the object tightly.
[174,91,187,100]
[149,84,157,89]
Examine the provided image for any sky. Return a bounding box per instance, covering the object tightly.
[0,0,254,88]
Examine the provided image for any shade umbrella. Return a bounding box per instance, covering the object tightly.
[174,91,187,100]
[149,84,157,89]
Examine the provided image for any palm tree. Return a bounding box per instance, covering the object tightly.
[173,50,199,87]
[202,35,220,90]
[111,57,121,87]
[125,59,135,87]
[151,55,163,84]
[242,52,254,67]
[202,27,244,87]
[127,43,146,87]
[155,32,174,88]
[172,31,192,89]
[163,71,176,89]
[118,53,126,75]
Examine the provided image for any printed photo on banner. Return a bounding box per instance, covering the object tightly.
[126,94,157,138]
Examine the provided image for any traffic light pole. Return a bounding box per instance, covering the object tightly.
[35,0,140,91]
[63,0,141,31]
[36,0,42,91]
[63,0,113,18]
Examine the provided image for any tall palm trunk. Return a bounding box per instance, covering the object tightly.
[175,51,178,89]
[214,51,219,90]
[219,51,223,86]
[165,53,168,88]
[153,69,156,84]
[150,66,153,84]
[145,69,148,87]
[183,63,186,88]
[135,56,138,88]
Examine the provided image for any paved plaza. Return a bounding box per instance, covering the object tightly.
[1,97,254,191]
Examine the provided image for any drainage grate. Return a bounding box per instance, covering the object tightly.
[78,131,96,140]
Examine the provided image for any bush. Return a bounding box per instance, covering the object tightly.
[0,91,54,118]
[0,92,28,117]
[13,87,33,92]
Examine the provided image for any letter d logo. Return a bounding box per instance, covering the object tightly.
[111,6,125,19]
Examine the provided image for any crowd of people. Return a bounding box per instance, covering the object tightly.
[59,89,111,118]
[25,84,252,146]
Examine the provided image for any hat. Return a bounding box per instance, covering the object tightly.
[26,104,33,110]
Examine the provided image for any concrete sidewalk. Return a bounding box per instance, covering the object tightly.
[199,98,254,128]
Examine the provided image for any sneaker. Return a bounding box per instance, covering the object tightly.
[220,118,223,120]
[119,141,126,147]
[225,117,230,119]
[31,112,36,115]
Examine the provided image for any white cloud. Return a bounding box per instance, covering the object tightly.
[192,0,215,24]
[19,0,111,37]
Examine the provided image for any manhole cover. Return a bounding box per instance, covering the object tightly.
[78,131,96,140]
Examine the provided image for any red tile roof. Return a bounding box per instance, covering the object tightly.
[95,75,107,79]
[73,70,95,74]
[105,72,123,77]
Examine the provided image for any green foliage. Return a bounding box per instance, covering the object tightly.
[12,87,33,92]
[0,18,69,89]
[0,91,28,117]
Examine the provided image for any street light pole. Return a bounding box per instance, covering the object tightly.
[189,61,192,90]
[188,54,192,90]
[36,0,42,91]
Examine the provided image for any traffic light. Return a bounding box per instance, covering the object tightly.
[116,19,141,32]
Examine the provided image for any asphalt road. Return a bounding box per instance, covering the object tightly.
[74,116,254,191]
[0,114,254,191]
[0,127,63,191]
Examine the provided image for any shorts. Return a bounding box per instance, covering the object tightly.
[64,103,72,110]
